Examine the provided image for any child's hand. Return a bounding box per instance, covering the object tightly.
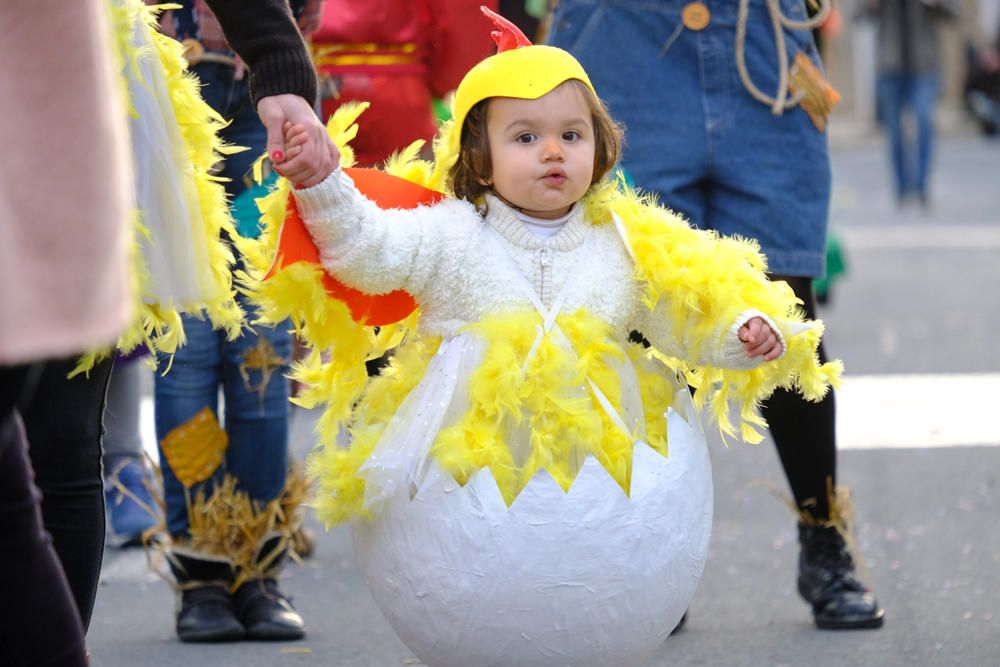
[275,121,340,188]
[739,317,784,361]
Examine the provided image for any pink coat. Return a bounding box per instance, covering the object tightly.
[0,0,133,364]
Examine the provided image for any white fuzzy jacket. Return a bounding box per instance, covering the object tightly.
[295,170,777,370]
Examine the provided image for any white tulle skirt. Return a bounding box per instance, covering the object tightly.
[121,1,218,306]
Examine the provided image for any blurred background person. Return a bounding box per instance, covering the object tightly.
[102,353,160,548]
[808,0,848,307]
[1,1,132,663]
[311,0,497,166]
[811,0,844,57]
[305,0,496,378]
[963,0,1000,134]
[3,0,325,662]
[498,0,548,40]
[863,0,959,207]
[150,0,322,643]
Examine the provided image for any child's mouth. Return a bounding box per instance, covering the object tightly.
[543,171,566,186]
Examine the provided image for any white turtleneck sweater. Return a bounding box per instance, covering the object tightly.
[294,169,769,370]
[514,206,574,240]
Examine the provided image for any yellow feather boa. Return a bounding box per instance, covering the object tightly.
[75,1,242,375]
[580,182,843,443]
[239,104,841,526]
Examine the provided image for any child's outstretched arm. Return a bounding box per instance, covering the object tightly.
[276,122,340,187]
[616,204,839,442]
[288,143,476,301]
[634,304,787,372]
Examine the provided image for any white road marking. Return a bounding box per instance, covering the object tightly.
[836,373,1000,449]
[837,225,1000,250]
[139,396,159,465]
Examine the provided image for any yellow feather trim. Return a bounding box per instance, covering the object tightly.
[74,1,242,376]
[308,310,678,526]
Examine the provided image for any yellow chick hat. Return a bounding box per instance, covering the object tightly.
[451,7,597,135]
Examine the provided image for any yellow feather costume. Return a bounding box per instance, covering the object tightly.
[238,46,841,528]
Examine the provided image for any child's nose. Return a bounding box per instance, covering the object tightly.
[541,139,564,161]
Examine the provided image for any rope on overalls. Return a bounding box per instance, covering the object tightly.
[735,0,831,115]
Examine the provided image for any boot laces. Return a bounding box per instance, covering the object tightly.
[240,577,294,607]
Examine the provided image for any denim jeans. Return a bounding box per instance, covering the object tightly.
[193,61,265,208]
[155,60,293,537]
[548,0,831,277]
[876,71,940,199]
[155,293,293,537]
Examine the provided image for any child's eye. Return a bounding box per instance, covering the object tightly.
[562,130,581,142]
[516,133,536,144]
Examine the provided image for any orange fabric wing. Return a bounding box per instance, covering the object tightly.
[264,168,443,325]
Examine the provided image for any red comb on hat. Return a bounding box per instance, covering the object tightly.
[481,5,532,51]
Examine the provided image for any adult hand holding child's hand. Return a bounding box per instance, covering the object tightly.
[257,93,339,187]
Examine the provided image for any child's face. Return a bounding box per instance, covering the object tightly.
[485,82,595,220]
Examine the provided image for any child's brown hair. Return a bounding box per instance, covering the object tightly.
[448,79,624,203]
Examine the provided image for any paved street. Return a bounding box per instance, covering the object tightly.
[88,133,1000,667]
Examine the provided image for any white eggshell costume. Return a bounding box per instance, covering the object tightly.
[353,399,711,667]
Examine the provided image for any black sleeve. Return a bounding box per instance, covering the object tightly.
[203,0,317,106]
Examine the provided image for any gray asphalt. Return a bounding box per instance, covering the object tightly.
[88,133,1000,667]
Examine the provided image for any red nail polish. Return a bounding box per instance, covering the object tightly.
[271,151,284,163]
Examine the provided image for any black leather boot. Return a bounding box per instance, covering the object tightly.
[233,535,305,640]
[234,577,306,640]
[797,523,885,629]
[168,551,245,642]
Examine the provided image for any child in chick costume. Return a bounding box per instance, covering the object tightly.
[246,8,842,667]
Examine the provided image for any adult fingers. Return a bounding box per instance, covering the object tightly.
[258,99,287,164]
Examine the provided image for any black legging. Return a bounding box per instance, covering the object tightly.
[762,276,836,520]
[0,365,88,667]
[20,356,114,631]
